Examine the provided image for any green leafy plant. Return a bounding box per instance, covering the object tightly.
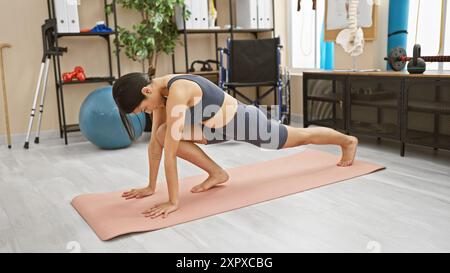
[107,0,189,78]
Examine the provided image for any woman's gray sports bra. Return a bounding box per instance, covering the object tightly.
[167,75,225,124]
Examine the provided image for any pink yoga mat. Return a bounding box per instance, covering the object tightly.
[72,149,385,240]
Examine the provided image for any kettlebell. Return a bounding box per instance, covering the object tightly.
[407,44,426,74]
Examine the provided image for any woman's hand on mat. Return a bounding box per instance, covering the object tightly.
[122,186,155,200]
[142,201,179,219]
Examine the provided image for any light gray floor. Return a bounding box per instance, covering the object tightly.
[0,124,449,253]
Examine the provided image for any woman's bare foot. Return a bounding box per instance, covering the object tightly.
[337,136,358,167]
[191,169,229,193]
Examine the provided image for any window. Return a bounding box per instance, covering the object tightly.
[288,0,325,70]
[407,0,450,70]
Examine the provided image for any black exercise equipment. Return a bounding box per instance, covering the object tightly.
[189,60,213,73]
[407,44,426,74]
[386,47,408,71]
[386,44,450,74]
[205,59,219,68]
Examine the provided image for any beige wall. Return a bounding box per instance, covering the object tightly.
[0,0,388,137]
[0,0,288,136]
[0,0,145,136]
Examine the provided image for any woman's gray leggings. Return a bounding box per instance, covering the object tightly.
[201,103,288,150]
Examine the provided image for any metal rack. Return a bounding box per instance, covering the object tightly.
[46,0,121,145]
[172,0,276,75]
[303,71,450,157]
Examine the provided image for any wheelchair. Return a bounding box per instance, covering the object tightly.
[218,37,291,124]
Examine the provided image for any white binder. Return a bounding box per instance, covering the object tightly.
[191,0,208,29]
[257,0,265,29]
[66,0,80,33]
[236,0,258,29]
[264,0,273,29]
[198,0,209,29]
[54,0,69,33]
[190,0,200,28]
[175,0,193,30]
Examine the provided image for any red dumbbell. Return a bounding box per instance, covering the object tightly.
[74,66,86,81]
[62,66,86,83]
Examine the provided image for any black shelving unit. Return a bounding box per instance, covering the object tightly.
[172,0,276,76]
[403,78,450,153]
[47,0,121,145]
[303,71,450,157]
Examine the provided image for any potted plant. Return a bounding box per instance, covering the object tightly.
[107,0,189,78]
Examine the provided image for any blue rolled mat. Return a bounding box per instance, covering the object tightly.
[387,0,410,70]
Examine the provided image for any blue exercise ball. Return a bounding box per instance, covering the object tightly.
[79,86,146,149]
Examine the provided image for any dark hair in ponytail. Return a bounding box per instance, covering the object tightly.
[112,72,151,141]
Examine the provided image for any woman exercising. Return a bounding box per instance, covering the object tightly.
[112,73,358,219]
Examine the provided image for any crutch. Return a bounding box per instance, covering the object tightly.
[24,55,51,149]
[34,54,52,145]
[24,19,66,149]
[0,42,12,149]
